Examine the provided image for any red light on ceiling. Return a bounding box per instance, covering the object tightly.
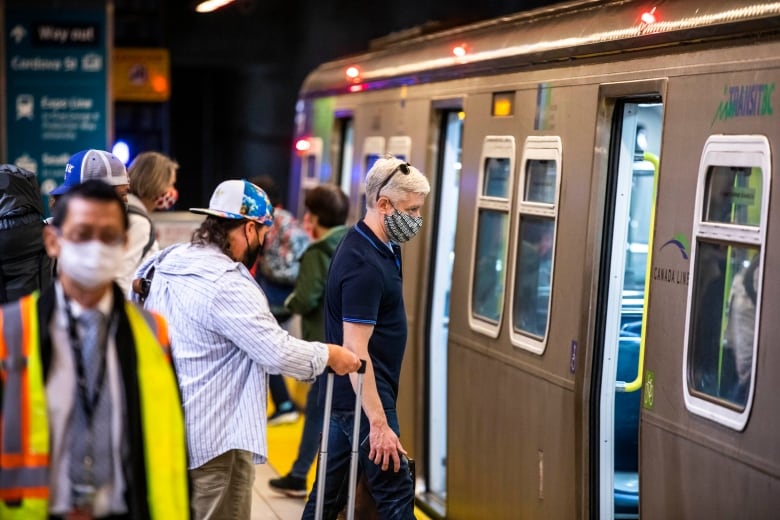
[346,66,360,79]
[295,138,311,153]
[452,44,467,57]
[641,7,657,24]
[349,84,364,93]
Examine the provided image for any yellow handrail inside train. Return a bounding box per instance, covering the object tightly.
[618,150,659,394]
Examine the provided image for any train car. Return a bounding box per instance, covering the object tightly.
[287,0,780,517]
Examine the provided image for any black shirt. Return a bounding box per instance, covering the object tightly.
[324,220,406,411]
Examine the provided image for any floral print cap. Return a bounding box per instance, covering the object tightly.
[190,179,274,226]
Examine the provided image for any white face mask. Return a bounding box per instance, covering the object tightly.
[58,239,124,290]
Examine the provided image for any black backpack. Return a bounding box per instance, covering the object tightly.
[0,164,53,303]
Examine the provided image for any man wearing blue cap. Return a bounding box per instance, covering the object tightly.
[134,178,361,520]
[50,149,130,204]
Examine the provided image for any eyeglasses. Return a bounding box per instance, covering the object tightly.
[376,162,410,201]
[60,227,125,247]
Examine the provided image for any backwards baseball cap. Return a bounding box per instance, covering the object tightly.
[190,179,274,226]
[51,149,129,195]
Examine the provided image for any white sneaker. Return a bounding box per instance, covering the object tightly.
[268,409,300,426]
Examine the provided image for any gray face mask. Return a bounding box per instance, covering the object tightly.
[383,205,423,243]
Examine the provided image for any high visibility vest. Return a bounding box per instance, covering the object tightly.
[0,292,189,519]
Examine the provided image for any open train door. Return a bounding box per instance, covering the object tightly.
[418,105,464,518]
[589,81,665,520]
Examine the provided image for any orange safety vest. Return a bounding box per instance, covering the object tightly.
[0,292,188,519]
[0,294,48,516]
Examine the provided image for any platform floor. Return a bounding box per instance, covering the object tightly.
[251,461,308,519]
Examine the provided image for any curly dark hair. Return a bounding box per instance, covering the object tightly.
[191,215,246,256]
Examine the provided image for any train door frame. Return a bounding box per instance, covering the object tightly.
[587,80,666,520]
[419,103,464,518]
[333,115,355,211]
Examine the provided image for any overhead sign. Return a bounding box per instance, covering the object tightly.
[113,47,171,102]
[4,7,109,196]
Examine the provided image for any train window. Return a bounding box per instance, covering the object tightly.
[473,210,510,323]
[524,159,556,203]
[683,135,770,431]
[509,137,562,354]
[387,135,412,162]
[361,136,386,218]
[513,216,554,337]
[704,166,762,226]
[299,136,324,190]
[483,157,511,197]
[688,241,758,408]
[304,155,317,180]
[365,153,381,174]
[469,136,515,338]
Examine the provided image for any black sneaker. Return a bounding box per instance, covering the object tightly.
[269,474,307,497]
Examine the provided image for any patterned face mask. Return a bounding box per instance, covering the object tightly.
[154,188,178,210]
[383,203,423,243]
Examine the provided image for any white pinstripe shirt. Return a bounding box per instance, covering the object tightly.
[137,243,329,469]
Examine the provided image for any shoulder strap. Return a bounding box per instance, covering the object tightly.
[128,206,156,259]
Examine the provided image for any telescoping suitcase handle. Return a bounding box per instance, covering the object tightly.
[315,359,367,520]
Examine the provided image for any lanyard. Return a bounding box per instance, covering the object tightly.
[63,297,111,423]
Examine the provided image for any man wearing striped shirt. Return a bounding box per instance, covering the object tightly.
[136,179,360,520]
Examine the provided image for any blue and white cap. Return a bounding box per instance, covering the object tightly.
[190,179,274,226]
[51,149,129,195]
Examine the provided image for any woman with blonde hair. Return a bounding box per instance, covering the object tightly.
[117,151,179,295]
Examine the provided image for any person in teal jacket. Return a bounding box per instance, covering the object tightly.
[269,183,350,497]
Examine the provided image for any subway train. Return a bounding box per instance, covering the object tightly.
[284,0,780,518]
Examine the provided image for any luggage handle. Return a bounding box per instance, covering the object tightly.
[315,359,367,520]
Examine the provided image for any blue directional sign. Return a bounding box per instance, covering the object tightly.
[4,7,108,197]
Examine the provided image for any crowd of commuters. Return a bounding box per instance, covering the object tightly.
[0,148,427,520]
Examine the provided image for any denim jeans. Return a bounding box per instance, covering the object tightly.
[302,409,415,520]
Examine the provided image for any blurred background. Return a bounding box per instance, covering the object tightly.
[3,0,560,207]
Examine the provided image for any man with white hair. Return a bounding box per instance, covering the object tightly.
[303,156,430,520]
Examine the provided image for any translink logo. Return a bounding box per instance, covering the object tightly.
[712,83,774,126]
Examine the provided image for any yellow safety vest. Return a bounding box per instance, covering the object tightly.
[0,292,189,519]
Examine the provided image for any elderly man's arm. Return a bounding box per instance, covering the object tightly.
[342,321,407,472]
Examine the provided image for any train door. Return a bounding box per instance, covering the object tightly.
[594,97,663,520]
[358,136,385,218]
[334,117,354,204]
[421,108,463,516]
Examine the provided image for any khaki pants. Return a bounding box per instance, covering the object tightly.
[190,449,255,520]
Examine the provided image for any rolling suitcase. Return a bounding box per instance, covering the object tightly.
[315,359,367,520]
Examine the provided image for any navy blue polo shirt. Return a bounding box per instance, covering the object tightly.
[324,220,406,412]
